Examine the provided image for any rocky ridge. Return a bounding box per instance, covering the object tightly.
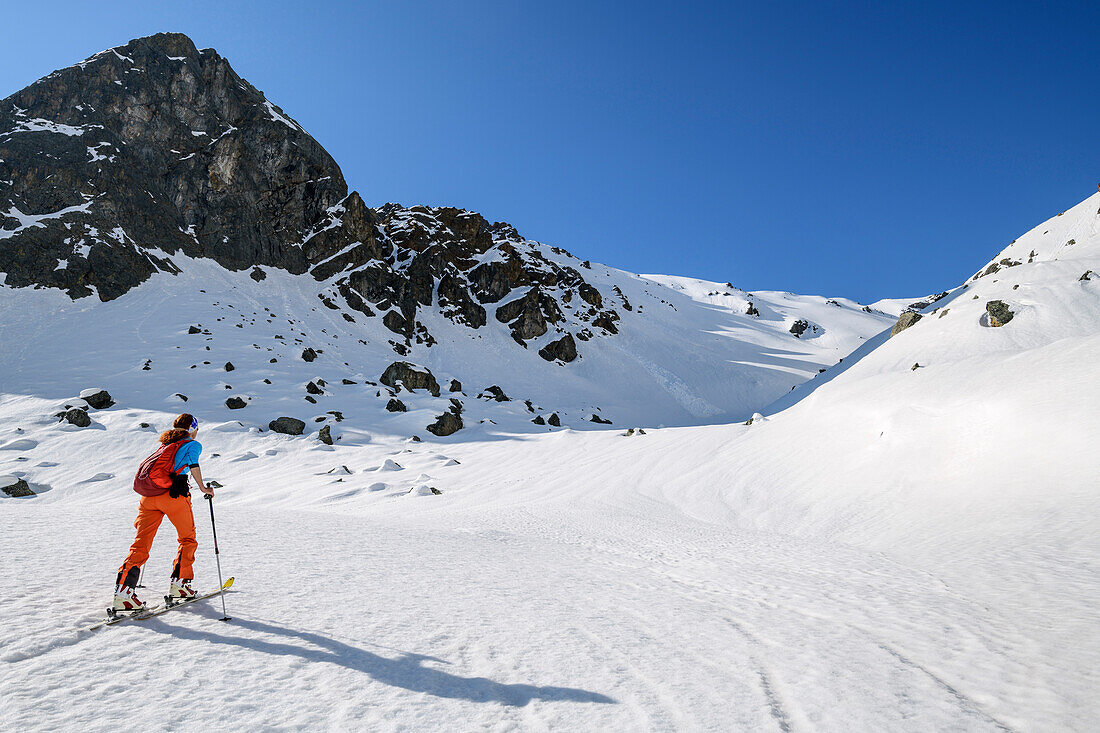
[0,33,904,435]
[0,33,620,363]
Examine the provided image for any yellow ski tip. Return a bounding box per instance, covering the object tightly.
[223,577,235,590]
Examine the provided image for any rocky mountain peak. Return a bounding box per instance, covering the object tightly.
[0,32,622,362]
[1,32,348,297]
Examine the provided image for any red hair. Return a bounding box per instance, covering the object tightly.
[158,413,194,445]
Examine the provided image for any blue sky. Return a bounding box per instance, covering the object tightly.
[3,1,1098,301]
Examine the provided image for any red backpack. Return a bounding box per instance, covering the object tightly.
[133,439,191,496]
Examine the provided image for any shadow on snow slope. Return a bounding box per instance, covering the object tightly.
[145,612,616,707]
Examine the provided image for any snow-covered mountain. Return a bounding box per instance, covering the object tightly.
[0,32,899,432]
[2,32,1097,733]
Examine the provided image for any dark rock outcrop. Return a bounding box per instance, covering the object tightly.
[301,348,318,362]
[986,300,1015,327]
[479,385,509,402]
[56,407,91,427]
[426,410,462,437]
[0,32,622,365]
[380,362,440,396]
[495,287,562,341]
[225,396,246,409]
[538,333,578,363]
[81,389,114,409]
[0,33,346,298]
[269,416,305,435]
[1,477,34,497]
[318,425,333,445]
[386,398,407,412]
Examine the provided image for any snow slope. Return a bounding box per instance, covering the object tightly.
[0,247,895,433]
[1,193,1098,731]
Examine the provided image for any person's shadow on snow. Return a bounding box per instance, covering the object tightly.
[146,615,615,707]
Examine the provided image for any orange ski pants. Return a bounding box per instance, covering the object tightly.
[117,493,197,586]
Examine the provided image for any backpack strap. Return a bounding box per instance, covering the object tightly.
[164,439,192,475]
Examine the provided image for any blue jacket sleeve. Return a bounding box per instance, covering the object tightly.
[174,440,202,474]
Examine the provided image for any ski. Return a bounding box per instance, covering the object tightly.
[87,577,235,631]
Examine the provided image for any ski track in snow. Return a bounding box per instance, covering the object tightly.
[1,484,1091,731]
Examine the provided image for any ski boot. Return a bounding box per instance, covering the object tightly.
[166,578,197,606]
[109,585,147,617]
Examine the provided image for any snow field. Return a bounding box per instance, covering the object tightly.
[2,191,1099,730]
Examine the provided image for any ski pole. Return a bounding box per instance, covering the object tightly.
[137,563,146,589]
[203,493,231,622]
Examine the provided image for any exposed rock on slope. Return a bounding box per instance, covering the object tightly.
[0,33,619,361]
[890,311,922,336]
[0,476,34,497]
[0,33,901,428]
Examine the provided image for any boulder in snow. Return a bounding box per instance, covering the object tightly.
[80,388,115,409]
[380,362,441,397]
[225,396,247,410]
[1,475,34,497]
[386,398,407,413]
[318,425,333,445]
[56,407,91,427]
[538,333,578,363]
[302,347,318,362]
[426,411,463,437]
[479,385,510,402]
[269,417,306,435]
[985,300,1015,327]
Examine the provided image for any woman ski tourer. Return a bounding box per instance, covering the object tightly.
[113,413,213,611]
